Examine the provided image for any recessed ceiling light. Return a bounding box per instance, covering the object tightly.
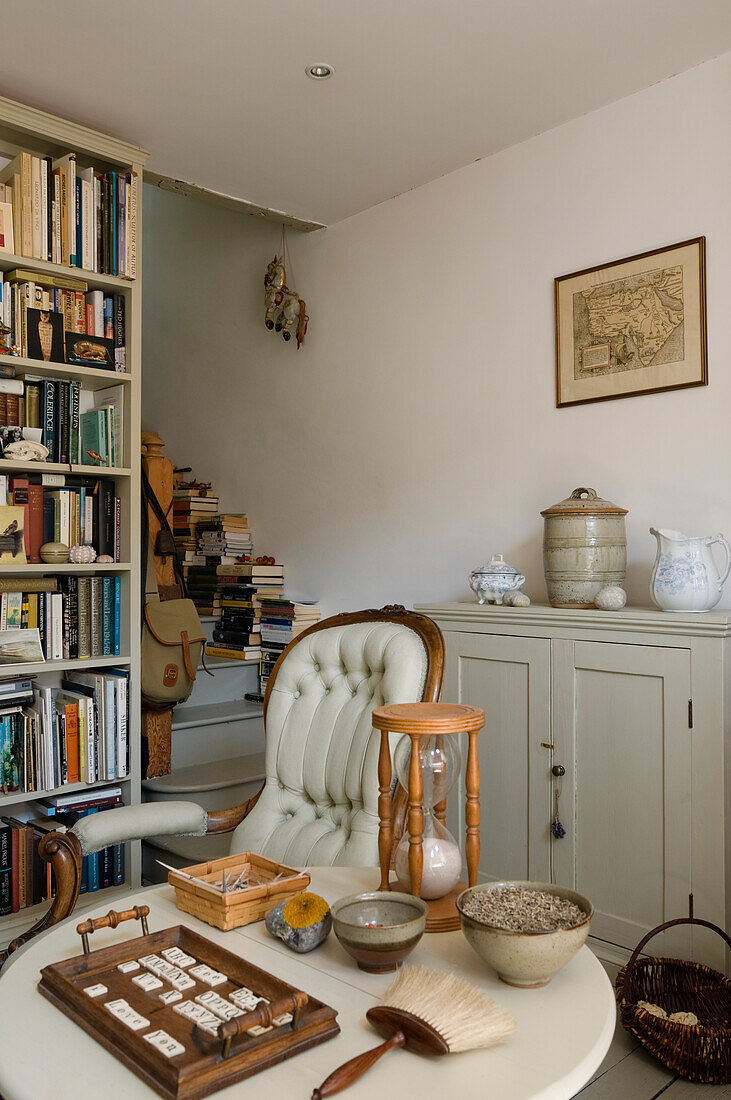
[306,63,334,80]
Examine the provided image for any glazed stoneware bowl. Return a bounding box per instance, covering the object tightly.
[457,880,593,988]
[330,890,428,973]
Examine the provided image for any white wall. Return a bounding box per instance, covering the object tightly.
[143,53,731,616]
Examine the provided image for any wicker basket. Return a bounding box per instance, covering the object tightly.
[615,914,731,1084]
[168,852,310,931]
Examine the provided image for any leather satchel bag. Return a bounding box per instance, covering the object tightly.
[140,470,208,707]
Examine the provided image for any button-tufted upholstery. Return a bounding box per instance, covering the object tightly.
[230,621,428,866]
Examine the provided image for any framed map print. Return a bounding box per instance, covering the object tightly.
[555,237,707,407]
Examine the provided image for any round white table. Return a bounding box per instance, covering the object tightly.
[0,867,615,1099]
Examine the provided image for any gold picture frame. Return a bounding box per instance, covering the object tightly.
[555,237,707,407]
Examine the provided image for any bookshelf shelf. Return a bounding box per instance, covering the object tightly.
[0,458,130,477]
[0,655,130,676]
[0,354,132,391]
[0,775,130,810]
[0,96,146,936]
[0,249,133,291]
[0,563,131,573]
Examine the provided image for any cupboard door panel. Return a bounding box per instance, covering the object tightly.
[553,641,691,957]
[443,632,551,883]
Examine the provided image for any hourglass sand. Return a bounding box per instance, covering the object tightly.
[372,703,484,932]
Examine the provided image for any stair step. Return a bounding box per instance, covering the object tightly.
[143,831,231,884]
[142,753,266,795]
[172,700,263,732]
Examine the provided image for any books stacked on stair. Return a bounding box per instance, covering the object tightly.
[212,557,283,620]
[188,514,254,617]
[172,488,219,612]
[259,598,320,695]
[205,560,272,662]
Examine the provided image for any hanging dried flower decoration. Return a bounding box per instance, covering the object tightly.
[263,228,309,349]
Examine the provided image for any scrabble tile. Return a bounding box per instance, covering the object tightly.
[169,973,195,991]
[194,992,243,1021]
[162,947,196,968]
[117,960,140,974]
[272,1013,293,1026]
[104,1001,148,1031]
[189,964,226,987]
[159,990,183,1006]
[133,973,163,992]
[144,1030,186,1058]
[248,1025,274,1036]
[196,1020,220,1037]
[83,984,107,998]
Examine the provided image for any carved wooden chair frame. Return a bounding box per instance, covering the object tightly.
[1,605,444,966]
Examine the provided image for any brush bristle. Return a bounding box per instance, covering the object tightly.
[379,965,516,1052]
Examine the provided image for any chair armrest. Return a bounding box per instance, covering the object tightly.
[71,801,207,856]
[2,831,83,967]
[205,788,262,834]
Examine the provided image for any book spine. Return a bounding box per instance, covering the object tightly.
[102,576,113,656]
[114,497,121,563]
[90,578,102,657]
[109,171,117,277]
[28,482,43,563]
[77,576,91,658]
[53,171,61,264]
[42,380,56,463]
[69,381,80,464]
[57,381,70,464]
[40,157,48,261]
[31,157,42,259]
[113,293,125,372]
[0,823,12,917]
[100,844,112,889]
[20,153,32,257]
[117,176,126,277]
[74,176,82,269]
[113,575,121,655]
[44,156,53,262]
[128,171,138,279]
[113,841,124,887]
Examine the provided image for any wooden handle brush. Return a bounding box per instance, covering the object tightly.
[312,965,516,1098]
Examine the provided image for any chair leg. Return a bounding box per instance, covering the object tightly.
[2,831,83,967]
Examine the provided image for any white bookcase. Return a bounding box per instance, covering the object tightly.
[0,96,147,949]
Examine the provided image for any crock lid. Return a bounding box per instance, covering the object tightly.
[472,553,521,575]
[540,487,628,516]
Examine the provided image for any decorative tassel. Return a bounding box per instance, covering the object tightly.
[551,788,566,839]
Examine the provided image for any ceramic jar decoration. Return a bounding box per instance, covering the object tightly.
[650,528,731,612]
[541,487,628,608]
[469,554,525,605]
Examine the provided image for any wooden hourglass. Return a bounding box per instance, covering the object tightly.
[371,702,484,932]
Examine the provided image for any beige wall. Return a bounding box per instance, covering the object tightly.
[143,53,731,616]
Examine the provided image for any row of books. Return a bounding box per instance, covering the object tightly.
[0,474,121,560]
[0,269,126,370]
[0,788,126,915]
[0,672,128,792]
[0,376,123,467]
[0,150,137,278]
[0,575,122,660]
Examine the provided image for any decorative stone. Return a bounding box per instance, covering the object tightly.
[265,892,332,953]
[96,554,114,564]
[503,591,531,607]
[594,585,627,611]
[40,542,70,564]
[69,544,97,564]
[638,1001,667,1019]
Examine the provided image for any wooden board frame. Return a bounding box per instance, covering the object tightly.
[38,922,339,1100]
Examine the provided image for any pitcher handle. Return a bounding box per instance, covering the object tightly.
[710,534,731,587]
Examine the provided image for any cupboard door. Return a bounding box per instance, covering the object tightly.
[552,640,692,957]
[443,632,551,883]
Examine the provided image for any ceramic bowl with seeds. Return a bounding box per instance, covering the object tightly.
[457,881,593,988]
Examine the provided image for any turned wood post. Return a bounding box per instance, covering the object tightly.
[465,729,481,887]
[407,733,424,899]
[141,431,175,592]
[377,729,394,891]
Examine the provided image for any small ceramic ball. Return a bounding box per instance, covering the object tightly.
[69,544,97,564]
[40,542,70,564]
[594,585,627,611]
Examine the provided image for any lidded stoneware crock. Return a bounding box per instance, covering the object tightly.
[541,487,628,608]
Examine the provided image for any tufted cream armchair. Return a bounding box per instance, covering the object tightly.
[4,607,444,963]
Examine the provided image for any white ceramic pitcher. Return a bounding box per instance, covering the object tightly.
[649,528,731,612]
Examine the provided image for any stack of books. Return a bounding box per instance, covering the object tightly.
[173,485,219,608]
[0,149,138,278]
[0,268,126,370]
[258,598,320,695]
[0,787,126,914]
[0,670,129,792]
[205,560,284,663]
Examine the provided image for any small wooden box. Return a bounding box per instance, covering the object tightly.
[168,853,310,931]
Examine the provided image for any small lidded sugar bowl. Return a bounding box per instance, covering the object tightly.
[469,554,525,605]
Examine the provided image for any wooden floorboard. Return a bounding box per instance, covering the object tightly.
[661,1082,731,1098]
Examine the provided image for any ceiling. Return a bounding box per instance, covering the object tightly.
[1,0,730,226]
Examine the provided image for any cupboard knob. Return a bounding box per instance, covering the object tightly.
[551,764,565,777]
